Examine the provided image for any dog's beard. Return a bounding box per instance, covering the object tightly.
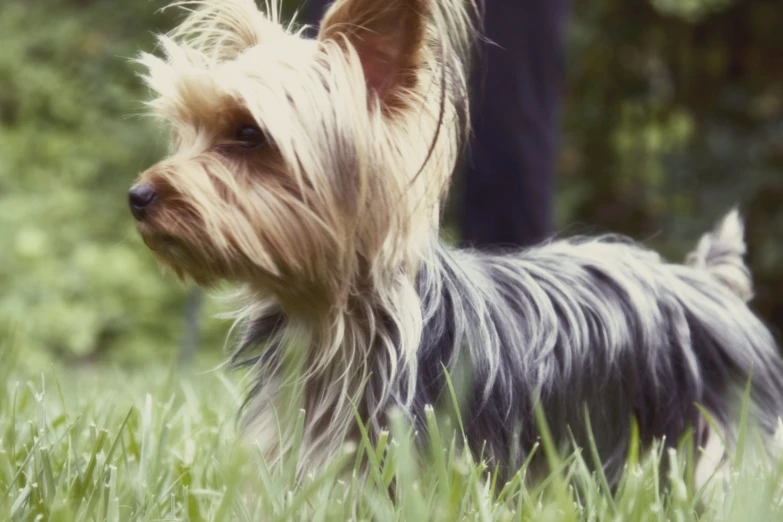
[137,225,222,286]
[131,156,267,287]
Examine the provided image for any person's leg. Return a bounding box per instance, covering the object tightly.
[300,0,330,34]
[460,0,570,250]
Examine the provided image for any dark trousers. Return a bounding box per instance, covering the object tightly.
[302,0,570,250]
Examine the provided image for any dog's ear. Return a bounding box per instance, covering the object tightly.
[318,0,428,107]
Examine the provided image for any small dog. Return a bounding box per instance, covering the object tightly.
[129,0,783,484]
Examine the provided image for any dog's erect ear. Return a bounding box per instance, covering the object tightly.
[318,0,428,106]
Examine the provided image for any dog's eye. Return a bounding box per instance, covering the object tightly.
[235,125,266,150]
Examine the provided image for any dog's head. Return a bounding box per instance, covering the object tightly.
[129,0,473,307]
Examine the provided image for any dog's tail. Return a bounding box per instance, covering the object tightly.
[685,209,753,302]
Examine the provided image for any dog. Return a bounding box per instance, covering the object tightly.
[128,0,783,485]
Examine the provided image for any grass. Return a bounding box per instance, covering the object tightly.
[2,343,783,522]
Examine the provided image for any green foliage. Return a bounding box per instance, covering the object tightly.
[560,0,783,328]
[650,0,735,22]
[2,360,783,521]
[0,0,227,362]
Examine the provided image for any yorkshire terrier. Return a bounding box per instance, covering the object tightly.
[128,0,783,484]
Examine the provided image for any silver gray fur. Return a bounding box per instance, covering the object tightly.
[234,212,783,483]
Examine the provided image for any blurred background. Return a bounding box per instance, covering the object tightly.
[0,0,780,369]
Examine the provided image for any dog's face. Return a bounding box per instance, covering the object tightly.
[129,0,467,304]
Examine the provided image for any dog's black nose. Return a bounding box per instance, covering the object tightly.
[128,183,157,220]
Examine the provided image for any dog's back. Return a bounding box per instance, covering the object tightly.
[412,210,783,484]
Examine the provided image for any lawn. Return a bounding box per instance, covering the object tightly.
[2,344,783,522]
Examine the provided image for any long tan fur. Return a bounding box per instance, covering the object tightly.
[134,0,476,474]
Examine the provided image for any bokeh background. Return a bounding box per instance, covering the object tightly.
[1,0,781,369]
